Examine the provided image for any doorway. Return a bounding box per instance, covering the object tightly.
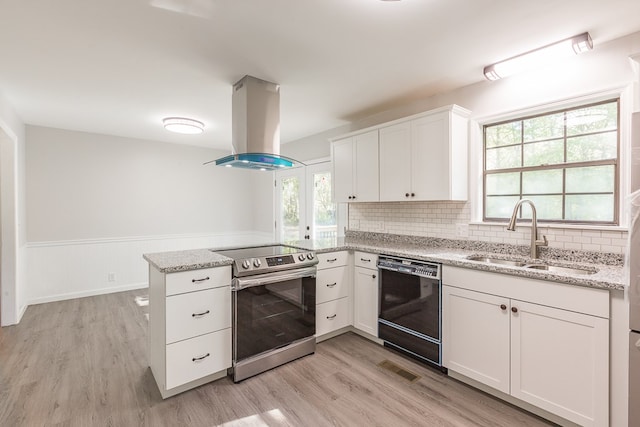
[275,161,344,242]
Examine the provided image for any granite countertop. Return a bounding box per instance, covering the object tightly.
[288,236,625,292]
[143,233,626,291]
[143,249,233,273]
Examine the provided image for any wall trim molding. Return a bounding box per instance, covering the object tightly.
[29,282,149,306]
[26,230,274,248]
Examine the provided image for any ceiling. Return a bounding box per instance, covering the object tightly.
[1,0,640,151]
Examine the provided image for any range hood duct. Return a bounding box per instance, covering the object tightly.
[213,75,302,171]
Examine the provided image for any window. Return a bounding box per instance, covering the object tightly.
[483,99,619,224]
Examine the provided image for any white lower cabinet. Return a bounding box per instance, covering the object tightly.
[443,266,609,427]
[353,252,379,337]
[149,265,232,398]
[316,251,352,338]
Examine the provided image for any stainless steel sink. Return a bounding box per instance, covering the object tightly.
[466,256,528,267]
[466,255,597,275]
[524,264,596,275]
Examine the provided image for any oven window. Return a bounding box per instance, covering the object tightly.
[235,276,316,361]
[379,269,440,340]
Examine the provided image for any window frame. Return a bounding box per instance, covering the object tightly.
[482,98,620,225]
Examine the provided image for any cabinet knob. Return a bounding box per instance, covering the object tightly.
[352,195,356,200]
[348,196,353,200]
[411,193,415,197]
[500,304,507,311]
[405,193,410,197]
[511,307,518,313]
[372,274,377,279]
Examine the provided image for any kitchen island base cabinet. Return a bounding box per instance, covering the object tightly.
[442,267,609,427]
[149,265,232,399]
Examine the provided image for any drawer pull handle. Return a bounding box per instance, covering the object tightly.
[326,282,337,288]
[361,258,371,262]
[192,353,210,362]
[326,314,337,320]
[192,310,210,318]
[192,277,210,283]
[327,258,338,262]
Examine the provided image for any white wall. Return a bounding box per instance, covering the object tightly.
[25,126,275,303]
[0,89,26,326]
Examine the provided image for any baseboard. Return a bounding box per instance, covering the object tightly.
[28,282,149,306]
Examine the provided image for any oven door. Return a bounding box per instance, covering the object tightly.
[233,267,316,363]
[378,268,440,341]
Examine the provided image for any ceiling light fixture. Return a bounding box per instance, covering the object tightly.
[162,117,204,134]
[483,32,593,81]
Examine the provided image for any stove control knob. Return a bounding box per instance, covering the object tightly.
[241,260,250,269]
[298,254,305,261]
[253,259,262,268]
[306,253,314,260]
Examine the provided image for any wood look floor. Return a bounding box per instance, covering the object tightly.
[0,290,554,427]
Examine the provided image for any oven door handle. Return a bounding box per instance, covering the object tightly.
[233,266,317,290]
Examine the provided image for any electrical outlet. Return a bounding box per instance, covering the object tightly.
[108,272,116,282]
[456,224,469,238]
[374,221,385,231]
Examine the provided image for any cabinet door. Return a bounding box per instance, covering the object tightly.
[411,111,449,201]
[510,300,609,427]
[353,130,379,202]
[353,266,379,337]
[379,122,411,201]
[332,137,354,203]
[442,286,510,394]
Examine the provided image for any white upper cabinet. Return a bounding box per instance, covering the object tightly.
[379,106,470,201]
[331,129,379,203]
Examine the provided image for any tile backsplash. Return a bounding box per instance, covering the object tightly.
[348,201,628,254]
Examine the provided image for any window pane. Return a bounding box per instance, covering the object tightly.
[520,195,563,220]
[486,172,520,195]
[566,132,616,162]
[486,122,521,148]
[522,169,562,194]
[486,196,520,218]
[523,139,564,166]
[566,102,617,136]
[565,165,614,193]
[523,113,563,142]
[486,145,521,170]
[566,195,614,222]
[312,172,336,239]
[281,176,300,241]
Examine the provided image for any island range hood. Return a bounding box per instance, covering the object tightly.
[212,75,302,171]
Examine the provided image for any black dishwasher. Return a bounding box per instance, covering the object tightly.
[377,255,445,372]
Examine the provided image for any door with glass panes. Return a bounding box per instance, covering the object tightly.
[276,162,338,242]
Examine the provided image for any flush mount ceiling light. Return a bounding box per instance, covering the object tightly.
[162,117,204,134]
[483,32,593,81]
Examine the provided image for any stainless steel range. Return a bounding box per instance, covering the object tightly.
[213,244,318,382]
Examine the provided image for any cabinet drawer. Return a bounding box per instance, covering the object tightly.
[316,266,350,304]
[317,251,349,269]
[316,297,352,336]
[165,328,232,389]
[166,266,231,296]
[354,251,378,269]
[166,287,231,344]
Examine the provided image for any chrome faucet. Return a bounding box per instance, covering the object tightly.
[507,199,548,259]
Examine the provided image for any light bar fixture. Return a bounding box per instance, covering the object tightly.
[483,32,593,81]
[163,117,205,134]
